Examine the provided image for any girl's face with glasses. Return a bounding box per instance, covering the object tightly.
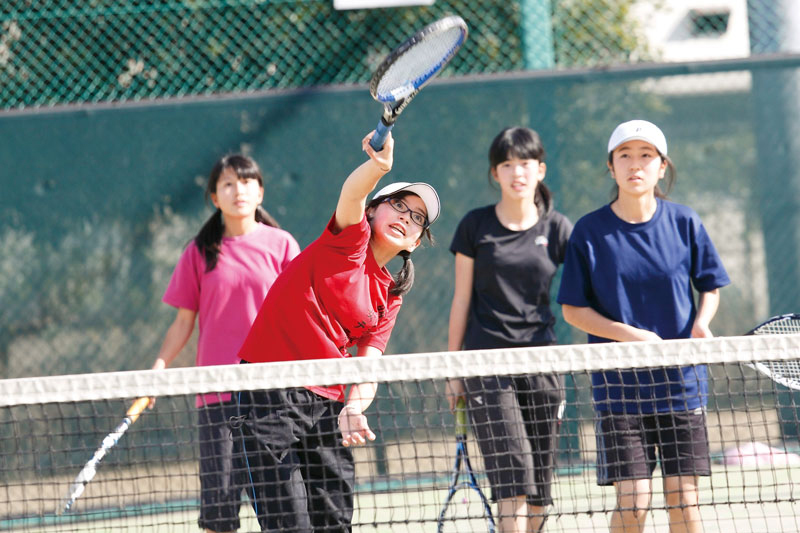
[383,197,429,228]
[369,193,428,252]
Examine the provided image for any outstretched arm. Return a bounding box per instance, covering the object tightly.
[333,132,394,232]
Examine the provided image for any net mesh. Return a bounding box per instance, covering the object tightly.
[3,335,800,532]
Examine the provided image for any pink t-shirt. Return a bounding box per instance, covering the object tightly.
[163,223,300,406]
[237,214,402,401]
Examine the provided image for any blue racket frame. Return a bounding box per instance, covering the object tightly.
[368,16,468,151]
[437,399,496,533]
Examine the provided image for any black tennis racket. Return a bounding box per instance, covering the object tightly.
[60,396,150,513]
[368,15,468,151]
[437,398,496,533]
[745,313,800,390]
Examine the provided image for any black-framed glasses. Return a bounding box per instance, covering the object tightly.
[383,197,429,228]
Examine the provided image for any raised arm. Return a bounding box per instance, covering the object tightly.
[334,132,394,232]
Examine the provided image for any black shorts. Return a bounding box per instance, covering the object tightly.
[232,388,354,533]
[197,400,245,532]
[595,409,711,486]
[464,374,565,506]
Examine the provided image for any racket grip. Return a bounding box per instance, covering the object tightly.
[126,396,150,423]
[455,398,468,435]
[369,119,394,151]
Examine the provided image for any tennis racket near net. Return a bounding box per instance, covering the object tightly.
[59,396,150,514]
[437,398,496,533]
[745,313,800,390]
[368,15,468,151]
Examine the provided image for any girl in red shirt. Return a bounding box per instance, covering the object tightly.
[235,131,440,532]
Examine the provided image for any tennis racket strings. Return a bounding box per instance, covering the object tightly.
[438,487,495,533]
[747,313,800,391]
[750,314,800,335]
[374,24,466,102]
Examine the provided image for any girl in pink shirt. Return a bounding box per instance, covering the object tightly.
[152,154,300,533]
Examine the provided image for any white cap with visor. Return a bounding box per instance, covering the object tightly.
[607,119,668,155]
[372,181,441,226]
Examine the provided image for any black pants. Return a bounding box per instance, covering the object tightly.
[198,400,244,532]
[464,373,565,506]
[232,388,354,533]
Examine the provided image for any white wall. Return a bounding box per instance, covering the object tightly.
[635,0,750,61]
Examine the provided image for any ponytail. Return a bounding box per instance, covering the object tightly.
[195,153,280,272]
[488,127,555,217]
[390,250,415,296]
[534,182,553,217]
[256,206,281,229]
[194,209,225,272]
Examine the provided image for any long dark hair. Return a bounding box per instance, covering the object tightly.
[367,191,435,296]
[488,126,553,217]
[195,154,280,272]
[607,150,677,200]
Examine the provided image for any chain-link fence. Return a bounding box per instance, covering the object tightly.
[2,1,800,383]
[3,59,800,379]
[0,0,786,110]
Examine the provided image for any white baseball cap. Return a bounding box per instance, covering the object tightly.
[607,120,668,155]
[372,181,441,226]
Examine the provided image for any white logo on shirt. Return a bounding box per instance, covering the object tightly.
[535,235,549,247]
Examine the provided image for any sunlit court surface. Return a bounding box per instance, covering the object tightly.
[9,466,800,532]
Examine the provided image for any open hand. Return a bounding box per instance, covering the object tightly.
[338,406,376,447]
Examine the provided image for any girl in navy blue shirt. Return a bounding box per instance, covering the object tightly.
[557,120,729,533]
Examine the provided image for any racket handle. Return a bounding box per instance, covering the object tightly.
[126,396,150,423]
[369,119,394,151]
[455,398,468,436]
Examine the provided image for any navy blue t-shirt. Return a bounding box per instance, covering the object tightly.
[557,199,730,413]
[451,205,572,349]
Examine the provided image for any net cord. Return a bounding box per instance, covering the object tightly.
[1,334,798,407]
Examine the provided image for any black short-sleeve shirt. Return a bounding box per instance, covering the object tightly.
[450,205,573,350]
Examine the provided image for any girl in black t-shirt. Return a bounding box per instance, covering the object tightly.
[447,126,572,533]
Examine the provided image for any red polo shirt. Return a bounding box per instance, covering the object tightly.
[237,214,402,401]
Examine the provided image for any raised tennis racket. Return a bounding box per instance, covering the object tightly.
[437,398,495,533]
[368,15,468,151]
[59,396,150,513]
[745,313,800,390]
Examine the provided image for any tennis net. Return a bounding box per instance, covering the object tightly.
[2,334,800,532]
